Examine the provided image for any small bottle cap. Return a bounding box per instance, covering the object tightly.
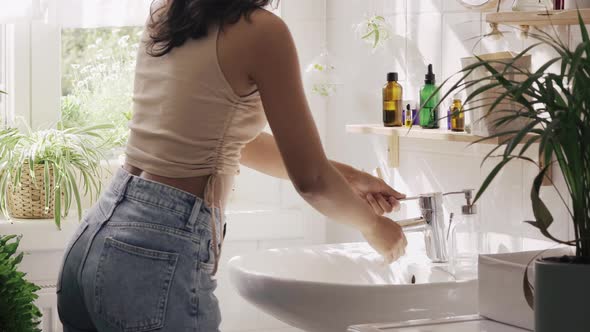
[387,72,399,82]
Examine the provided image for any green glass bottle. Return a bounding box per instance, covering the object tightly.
[419,64,440,129]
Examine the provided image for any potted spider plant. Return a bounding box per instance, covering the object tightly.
[439,12,590,332]
[0,124,113,229]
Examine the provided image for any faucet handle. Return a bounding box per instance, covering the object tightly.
[398,195,421,202]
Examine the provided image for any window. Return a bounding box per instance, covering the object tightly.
[0,25,7,126]
[60,27,142,147]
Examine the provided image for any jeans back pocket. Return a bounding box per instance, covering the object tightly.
[95,237,179,332]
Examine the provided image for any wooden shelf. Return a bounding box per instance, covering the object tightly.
[346,124,510,145]
[486,8,590,26]
[346,123,551,185]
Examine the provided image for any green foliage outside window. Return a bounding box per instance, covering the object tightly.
[61,27,142,148]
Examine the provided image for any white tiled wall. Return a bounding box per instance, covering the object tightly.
[323,0,579,244]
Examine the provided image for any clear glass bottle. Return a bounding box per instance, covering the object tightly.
[450,200,480,280]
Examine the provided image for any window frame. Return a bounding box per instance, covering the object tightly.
[1,22,33,129]
[0,20,62,128]
[30,20,61,128]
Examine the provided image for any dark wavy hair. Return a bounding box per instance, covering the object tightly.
[147,0,276,57]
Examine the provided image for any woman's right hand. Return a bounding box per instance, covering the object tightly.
[362,215,408,264]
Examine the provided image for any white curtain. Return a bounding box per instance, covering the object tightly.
[0,0,43,23]
[52,0,154,28]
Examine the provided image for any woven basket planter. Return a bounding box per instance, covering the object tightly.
[7,164,55,219]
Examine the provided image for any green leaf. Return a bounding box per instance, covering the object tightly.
[526,165,560,243]
[0,235,17,247]
[44,161,50,211]
[11,252,24,268]
[523,259,535,309]
[53,166,61,230]
[65,167,82,221]
[373,29,380,48]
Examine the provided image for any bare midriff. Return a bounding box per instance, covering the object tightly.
[123,163,235,208]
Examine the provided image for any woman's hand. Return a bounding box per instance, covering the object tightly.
[363,215,408,263]
[345,169,405,215]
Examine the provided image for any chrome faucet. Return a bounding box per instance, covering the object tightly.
[396,189,476,263]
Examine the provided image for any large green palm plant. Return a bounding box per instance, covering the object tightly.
[440,13,590,259]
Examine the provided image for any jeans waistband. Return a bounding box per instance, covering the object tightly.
[106,167,223,232]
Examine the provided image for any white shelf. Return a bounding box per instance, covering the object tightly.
[486,8,590,26]
[346,124,506,145]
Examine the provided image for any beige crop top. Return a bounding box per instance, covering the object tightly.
[125,24,267,180]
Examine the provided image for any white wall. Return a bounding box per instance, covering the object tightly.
[323,0,577,245]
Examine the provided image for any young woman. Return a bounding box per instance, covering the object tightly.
[57,1,408,331]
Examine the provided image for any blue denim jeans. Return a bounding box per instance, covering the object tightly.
[57,168,224,332]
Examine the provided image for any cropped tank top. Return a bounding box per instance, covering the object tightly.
[125,24,267,188]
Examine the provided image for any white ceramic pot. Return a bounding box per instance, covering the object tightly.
[535,257,590,332]
[565,0,590,9]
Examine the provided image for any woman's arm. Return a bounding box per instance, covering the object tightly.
[239,10,406,262]
[241,132,405,215]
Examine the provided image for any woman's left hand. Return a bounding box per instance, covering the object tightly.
[346,169,405,215]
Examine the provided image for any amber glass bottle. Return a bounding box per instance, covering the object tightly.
[450,97,465,132]
[383,72,403,127]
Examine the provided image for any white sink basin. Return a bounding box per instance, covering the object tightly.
[228,233,477,332]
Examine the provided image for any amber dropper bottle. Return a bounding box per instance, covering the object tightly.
[405,103,413,127]
[383,72,403,127]
[450,96,465,132]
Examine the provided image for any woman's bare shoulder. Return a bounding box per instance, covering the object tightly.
[233,8,292,46]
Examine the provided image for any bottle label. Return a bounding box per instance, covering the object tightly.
[383,101,398,110]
